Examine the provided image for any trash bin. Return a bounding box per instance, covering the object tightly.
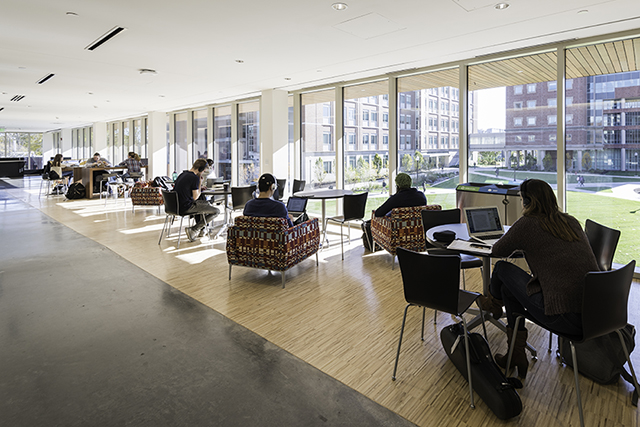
[456,182,522,225]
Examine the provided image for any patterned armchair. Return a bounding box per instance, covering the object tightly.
[226,216,320,288]
[371,204,442,268]
[130,186,164,214]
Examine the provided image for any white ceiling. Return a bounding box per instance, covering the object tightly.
[1,0,640,132]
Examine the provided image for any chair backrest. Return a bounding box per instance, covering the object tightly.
[161,189,179,216]
[275,179,286,201]
[292,179,306,194]
[585,219,621,271]
[421,208,461,231]
[343,192,368,221]
[582,260,636,342]
[396,247,461,314]
[231,185,256,210]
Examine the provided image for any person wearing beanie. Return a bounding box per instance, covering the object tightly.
[243,173,294,227]
[374,172,426,217]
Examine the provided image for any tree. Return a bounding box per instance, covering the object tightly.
[524,152,537,170]
[372,153,383,176]
[478,151,499,166]
[414,151,424,180]
[314,157,326,184]
[401,153,413,173]
[582,151,593,171]
[543,153,555,171]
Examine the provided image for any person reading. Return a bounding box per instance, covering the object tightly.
[119,151,142,179]
[243,173,298,227]
[374,172,426,217]
[85,152,111,193]
[481,179,598,379]
[173,158,220,241]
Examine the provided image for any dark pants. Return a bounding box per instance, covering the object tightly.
[183,200,220,232]
[490,261,582,336]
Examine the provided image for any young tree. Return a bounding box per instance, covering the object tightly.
[314,157,326,184]
[582,151,593,171]
[401,153,413,173]
[372,153,383,177]
[414,150,424,180]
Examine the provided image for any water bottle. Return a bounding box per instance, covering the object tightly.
[172,171,178,181]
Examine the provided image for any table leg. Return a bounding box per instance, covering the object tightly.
[321,199,328,247]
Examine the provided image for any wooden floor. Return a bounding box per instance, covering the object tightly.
[11,178,640,427]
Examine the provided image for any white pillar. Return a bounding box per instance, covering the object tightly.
[260,89,289,179]
[61,128,73,159]
[93,122,108,157]
[148,111,168,178]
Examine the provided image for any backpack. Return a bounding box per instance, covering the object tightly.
[48,170,60,180]
[559,323,637,404]
[66,182,86,200]
[361,220,380,252]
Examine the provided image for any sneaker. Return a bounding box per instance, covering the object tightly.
[185,227,198,242]
[197,228,206,238]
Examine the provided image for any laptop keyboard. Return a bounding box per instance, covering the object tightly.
[479,233,503,240]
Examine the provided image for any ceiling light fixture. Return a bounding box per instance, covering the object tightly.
[495,3,509,10]
[36,73,55,84]
[284,77,292,81]
[85,26,126,51]
[332,3,348,11]
[235,59,244,63]
[11,95,25,102]
[578,9,589,14]
[139,68,157,75]
[66,11,78,17]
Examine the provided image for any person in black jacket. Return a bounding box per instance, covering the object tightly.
[374,173,426,217]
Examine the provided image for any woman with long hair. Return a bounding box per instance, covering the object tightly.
[481,179,598,379]
[119,151,142,179]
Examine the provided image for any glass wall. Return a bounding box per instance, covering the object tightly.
[174,112,188,173]
[122,122,130,158]
[564,37,640,265]
[238,101,260,186]
[301,89,335,190]
[468,53,557,192]
[343,81,389,211]
[213,106,232,180]
[112,122,121,164]
[397,69,459,209]
[0,132,43,170]
[133,119,144,159]
[72,126,93,160]
[193,109,208,160]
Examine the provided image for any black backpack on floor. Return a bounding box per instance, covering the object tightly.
[66,182,86,200]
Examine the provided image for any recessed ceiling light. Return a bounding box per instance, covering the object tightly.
[332,3,348,11]
[284,77,292,81]
[578,9,589,14]
[235,59,244,63]
[88,92,93,95]
[18,66,26,70]
[66,11,78,17]
[159,95,165,98]
[495,3,509,10]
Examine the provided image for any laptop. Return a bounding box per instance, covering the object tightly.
[463,206,505,245]
[286,197,308,220]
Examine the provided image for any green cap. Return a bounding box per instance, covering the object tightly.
[395,173,412,189]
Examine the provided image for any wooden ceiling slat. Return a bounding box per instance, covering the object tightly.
[565,53,585,79]
[301,89,335,105]
[578,46,601,76]
[606,42,624,73]
[634,39,640,72]
[398,69,459,93]
[614,41,629,72]
[622,39,637,72]
[343,80,389,100]
[595,44,615,74]
[582,46,606,75]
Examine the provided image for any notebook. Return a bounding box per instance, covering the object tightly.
[463,206,505,246]
[286,197,308,219]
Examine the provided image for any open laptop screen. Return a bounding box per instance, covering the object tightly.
[465,207,502,234]
[286,197,308,213]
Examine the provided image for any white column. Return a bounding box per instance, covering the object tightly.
[43,132,54,161]
[61,128,73,159]
[93,122,107,157]
[260,89,289,179]
[148,111,168,178]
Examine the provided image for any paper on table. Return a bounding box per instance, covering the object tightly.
[447,239,492,255]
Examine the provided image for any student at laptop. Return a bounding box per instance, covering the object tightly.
[374,173,426,217]
[483,179,598,380]
[243,173,295,227]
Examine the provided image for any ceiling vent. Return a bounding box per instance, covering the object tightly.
[36,73,55,84]
[85,26,126,51]
[0,107,4,112]
[11,95,25,102]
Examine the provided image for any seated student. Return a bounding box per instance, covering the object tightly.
[482,179,598,379]
[374,172,427,217]
[173,159,220,241]
[243,173,297,227]
[119,151,142,180]
[85,152,112,193]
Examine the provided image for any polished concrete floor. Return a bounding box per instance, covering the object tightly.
[0,185,416,427]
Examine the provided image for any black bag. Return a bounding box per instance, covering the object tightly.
[152,176,173,191]
[441,323,522,420]
[559,323,637,388]
[361,220,380,252]
[66,182,86,199]
[48,170,60,180]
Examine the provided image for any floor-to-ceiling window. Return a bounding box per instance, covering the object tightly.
[397,68,459,209]
[174,112,188,173]
[0,132,43,170]
[193,109,208,160]
[343,81,389,211]
[238,101,259,186]
[213,106,232,180]
[564,37,640,265]
[301,89,335,191]
[468,52,557,192]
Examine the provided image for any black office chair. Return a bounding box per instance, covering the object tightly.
[324,192,368,260]
[506,260,638,427]
[547,219,622,351]
[274,179,286,201]
[421,208,484,323]
[394,248,487,409]
[158,190,191,249]
[292,179,306,194]
[230,185,257,219]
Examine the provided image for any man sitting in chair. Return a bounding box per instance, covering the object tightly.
[374,172,426,217]
[174,158,220,242]
[243,173,302,227]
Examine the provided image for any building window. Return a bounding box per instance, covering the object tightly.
[347,108,356,126]
[514,101,523,110]
[566,114,573,125]
[323,104,331,124]
[527,117,536,126]
[370,134,378,148]
[527,83,537,93]
[549,134,557,142]
[514,85,523,95]
[548,81,557,91]
[526,100,536,109]
[323,132,332,150]
[362,110,369,125]
[515,135,522,142]
[383,134,389,146]
[362,134,369,146]
[548,115,557,125]
[323,161,332,174]
[514,117,523,126]
[548,98,557,107]
[371,111,378,127]
[528,135,536,142]
[347,133,356,148]
[566,79,573,90]
[382,112,389,128]
[566,97,573,106]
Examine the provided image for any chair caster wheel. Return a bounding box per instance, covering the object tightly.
[531,355,538,361]
[392,377,396,381]
[470,404,475,409]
